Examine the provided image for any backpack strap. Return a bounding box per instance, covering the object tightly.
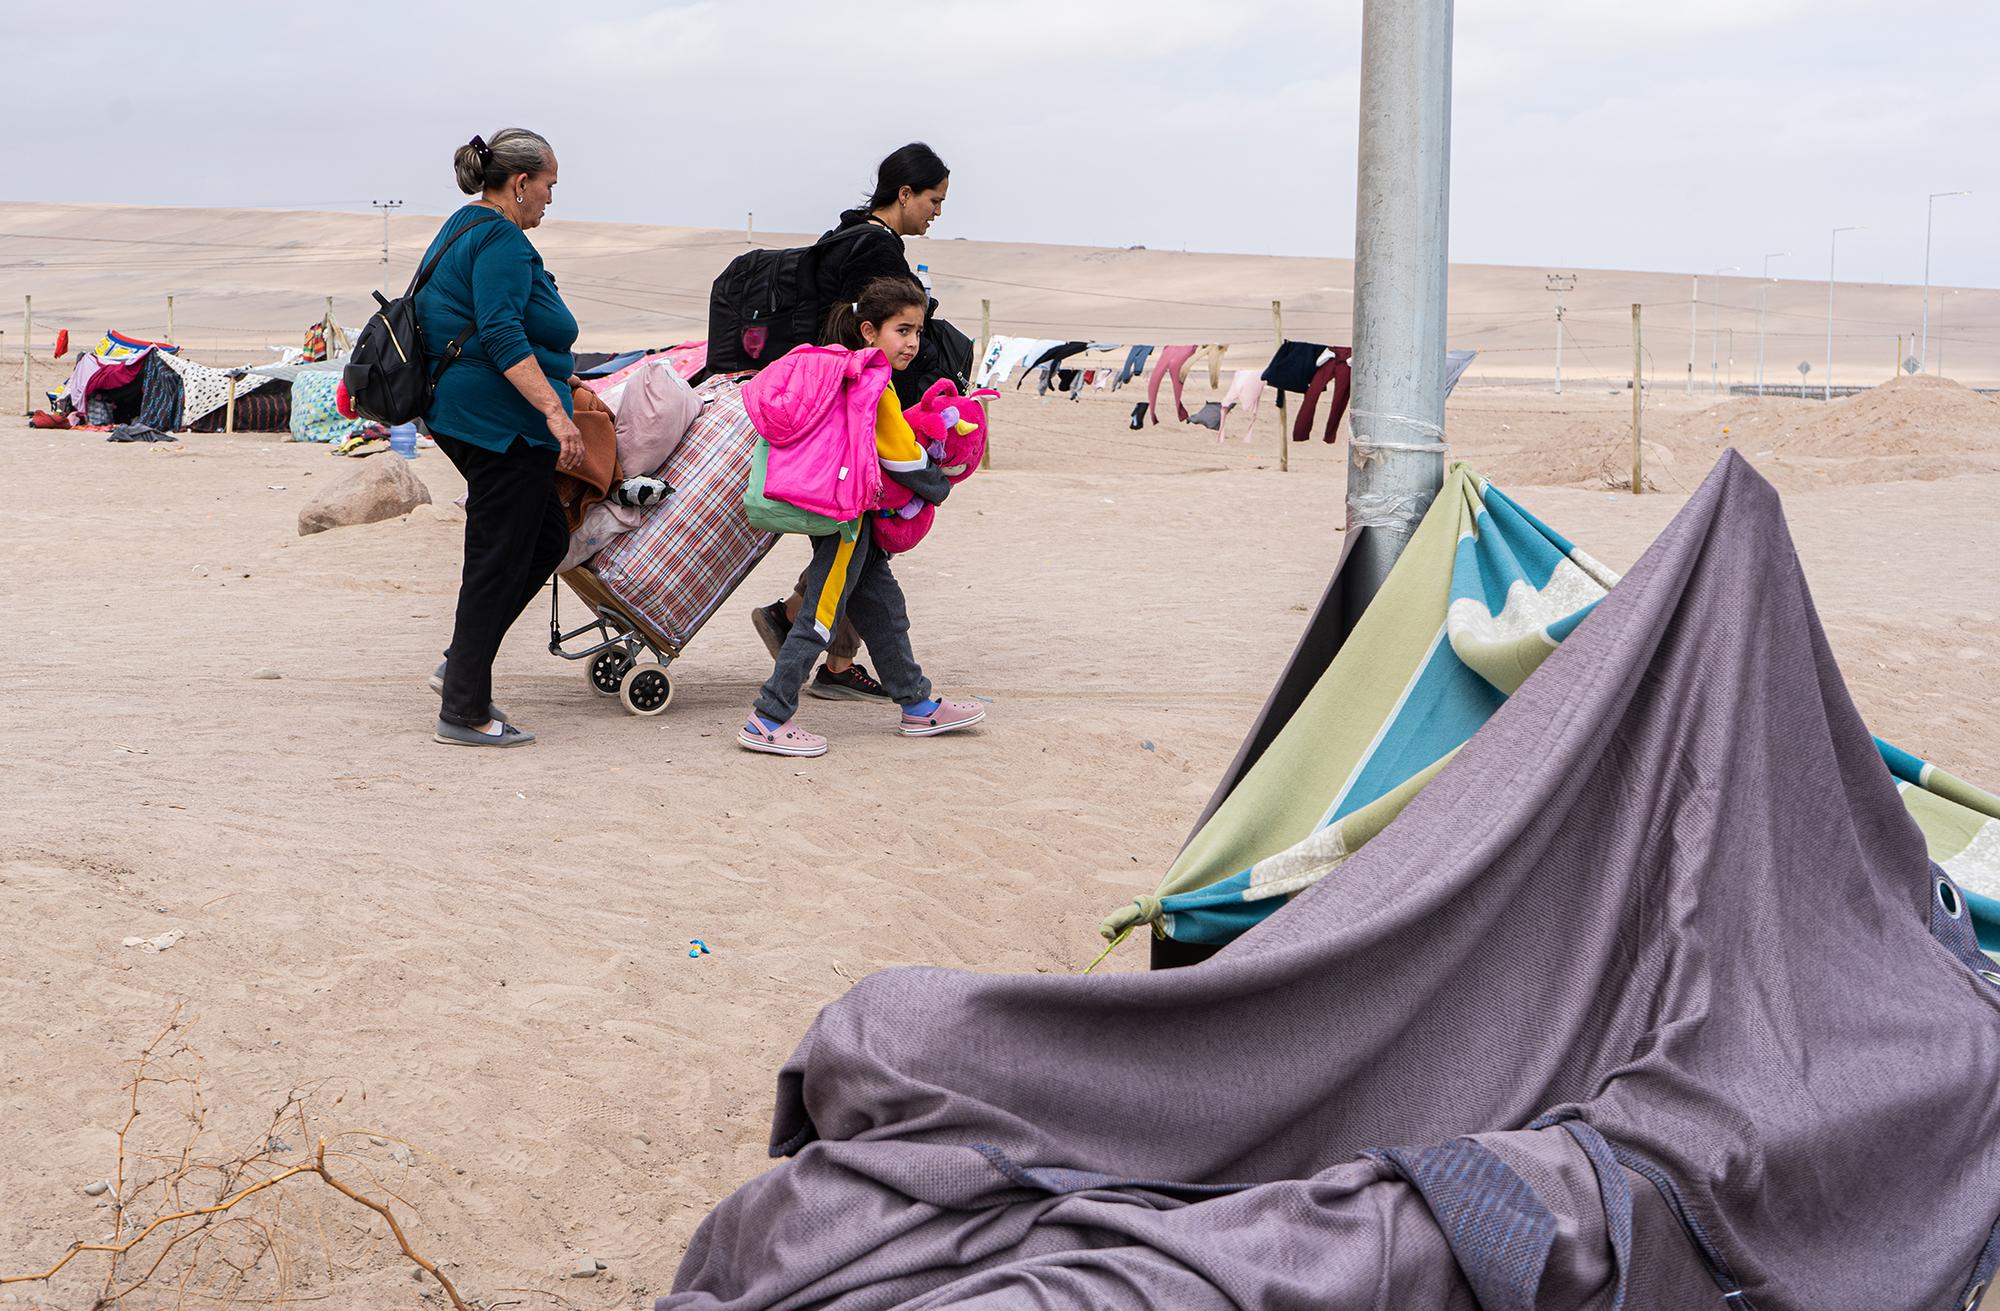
[407,209,505,300]
[409,210,508,384]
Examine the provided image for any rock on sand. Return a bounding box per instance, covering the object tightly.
[297,459,432,536]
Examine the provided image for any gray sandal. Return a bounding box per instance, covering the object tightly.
[434,718,536,747]
[430,661,509,723]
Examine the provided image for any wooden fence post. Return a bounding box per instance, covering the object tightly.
[1273,301,1287,474]
[979,298,992,471]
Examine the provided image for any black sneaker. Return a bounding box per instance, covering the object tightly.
[807,662,894,703]
[751,601,790,659]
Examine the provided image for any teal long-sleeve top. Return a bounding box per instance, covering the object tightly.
[415,205,578,452]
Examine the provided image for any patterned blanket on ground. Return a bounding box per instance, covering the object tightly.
[1104,463,2000,950]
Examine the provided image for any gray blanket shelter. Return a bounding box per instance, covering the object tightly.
[664,453,2000,1310]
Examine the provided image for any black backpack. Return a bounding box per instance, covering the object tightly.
[898,313,975,405]
[705,225,875,375]
[343,212,504,424]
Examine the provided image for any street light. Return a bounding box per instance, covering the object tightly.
[1757,252,1788,397]
[1921,190,1969,373]
[1825,225,1864,401]
[1710,265,1739,391]
[1937,289,1961,378]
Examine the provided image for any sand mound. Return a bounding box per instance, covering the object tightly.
[1457,377,2000,493]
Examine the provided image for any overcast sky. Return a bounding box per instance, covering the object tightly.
[6,1,1994,288]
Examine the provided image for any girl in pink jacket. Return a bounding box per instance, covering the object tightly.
[739,277,986,757]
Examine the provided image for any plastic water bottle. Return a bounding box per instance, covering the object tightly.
[388,422,418,459]
[915,263,933,303]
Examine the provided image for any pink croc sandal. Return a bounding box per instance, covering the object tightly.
[739,715,829,758]
[898,697,987,738]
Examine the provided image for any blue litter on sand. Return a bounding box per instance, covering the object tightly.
[970,695,994,704]
[689,939,710,958]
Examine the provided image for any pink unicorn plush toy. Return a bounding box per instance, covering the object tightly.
[872,378,996,554]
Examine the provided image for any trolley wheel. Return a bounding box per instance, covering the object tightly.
[587,649,631,698]
[618,666,674,717]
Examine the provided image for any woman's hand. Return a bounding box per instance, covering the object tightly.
[547,411,585,471]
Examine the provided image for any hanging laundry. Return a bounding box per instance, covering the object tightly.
[1261,339,1328,395]
[1186,401,1223,430]
[1021,341,1090,380]
[1218,369,1265,442]
[1445,349,1478,395]
[1129,402,1149,429]
[1146,345,1199,424]
[1115,344,1153,388]
[1294,346,1354,443]
[982,337,1059,389]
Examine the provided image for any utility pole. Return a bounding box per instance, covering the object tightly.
[747,211,754,245]
[166,294,175,345]
[1920,190,1969,372]
[1709,265,1737,391]
[1631,303,1643,494]
[1757,251,1788,396]
[1345,0,1454,596]
[371,200,403,271]
[1546,274,1576,394]
[1687,275,1697,394]
[1825,225,1863,401]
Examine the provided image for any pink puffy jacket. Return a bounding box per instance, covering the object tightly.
[741,344,890,522]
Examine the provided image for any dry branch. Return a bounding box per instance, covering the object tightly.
[1,1008,475,1310]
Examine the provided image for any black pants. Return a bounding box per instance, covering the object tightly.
[436,434,569,726]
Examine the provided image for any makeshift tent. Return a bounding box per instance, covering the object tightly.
[661,453,2000,1311]
[51,331,283,432]
[582,341,710,393]
[153,350,281,428]
[289,371,369,445]
[1103,463,2000,956]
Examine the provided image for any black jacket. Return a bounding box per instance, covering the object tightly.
[817,209,920,307]
[816,210,965,407]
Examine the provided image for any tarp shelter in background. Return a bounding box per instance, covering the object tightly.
[660,453,2000,1310]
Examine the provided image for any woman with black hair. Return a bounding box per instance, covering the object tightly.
[750,144,954,704]
[814,142,950,339]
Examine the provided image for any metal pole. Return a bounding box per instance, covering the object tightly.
[166,294,175,345]
[1921,191,1969,372]
[19,295,29,417]
[1710,265,1737,391]
[1632,303,1643,494]
[1826,225,1862,401]
[1273,300,1288,473]
[1345,0,1454,590]
[747,212,754,245]
[1757,251,1787,396]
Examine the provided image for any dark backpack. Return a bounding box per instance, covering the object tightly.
[343,212,504,424]
[705,225,875,375]
[898,313,975,405]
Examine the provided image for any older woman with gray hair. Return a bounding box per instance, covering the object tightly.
[418,127,583,748]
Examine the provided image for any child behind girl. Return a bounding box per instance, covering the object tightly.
[740,277,986,757]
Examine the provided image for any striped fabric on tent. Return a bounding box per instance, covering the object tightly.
[1104,463,2000,952]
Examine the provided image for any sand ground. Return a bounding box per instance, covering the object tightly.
[3,369,1999,1306]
